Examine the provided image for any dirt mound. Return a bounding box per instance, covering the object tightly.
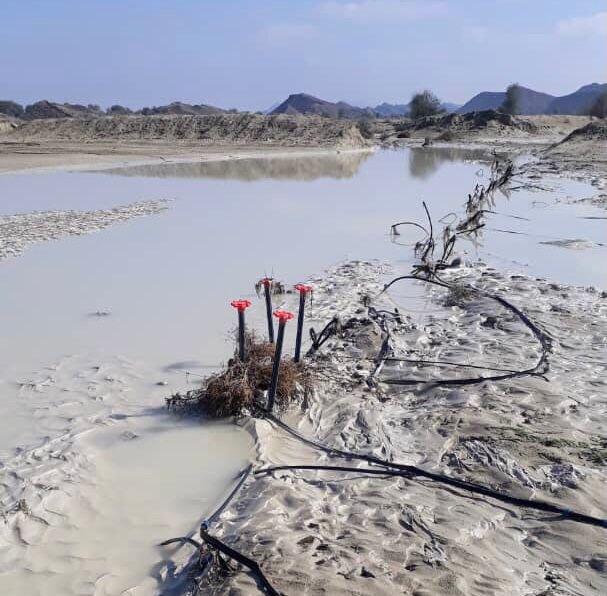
[558,120,607,144]
[414,109,537,134]
[6,113,368,148]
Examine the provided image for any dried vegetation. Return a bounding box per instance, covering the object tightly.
[166,334,309,417]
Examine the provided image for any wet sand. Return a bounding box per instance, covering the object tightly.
[204,261,607,595]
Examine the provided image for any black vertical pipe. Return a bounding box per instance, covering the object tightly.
[267,320,286,412]
[264,282,274,343]
[238,309,246,361]
[295,291,306,363]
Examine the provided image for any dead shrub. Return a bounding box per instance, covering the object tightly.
[166,334,309,417]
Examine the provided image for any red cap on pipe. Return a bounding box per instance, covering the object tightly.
[294,284,313,295]
[273,310,294,322]
[231,299,252,312]
[262,277,273,288]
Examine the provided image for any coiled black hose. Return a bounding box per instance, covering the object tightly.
[377,274,551,386]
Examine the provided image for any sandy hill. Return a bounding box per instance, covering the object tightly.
[407,109,538,138]
[5,113,368,148]
[558,120,607,144]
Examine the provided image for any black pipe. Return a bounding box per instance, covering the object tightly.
[267,320,285,412]
[231,300,251,361]
[294,284,312,363]
[238,309,246,361]
[263,279,275,343]
[259,411,607,529]
[267,310,293,412]
[295,291,305,362]
[199,524,280,595]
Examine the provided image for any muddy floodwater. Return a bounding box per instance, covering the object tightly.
[0,148,604,594]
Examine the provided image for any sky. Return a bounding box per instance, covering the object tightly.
[2,0,606,111]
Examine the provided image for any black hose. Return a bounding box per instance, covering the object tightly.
[206,464,253,525]
[259,414,606,529]
[326,353,523,374]
[308,316,340,353]
[378,274,551,386]
[199,525,280,595]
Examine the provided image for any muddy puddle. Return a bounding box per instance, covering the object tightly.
[0,147,604,594]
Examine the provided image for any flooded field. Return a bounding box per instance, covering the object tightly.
[0,147,604,594]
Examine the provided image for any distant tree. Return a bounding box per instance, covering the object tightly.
[107,104,132,115]
[409,90,441,119]
[500,83,521,115]
[587,92,607,118]
[0,100,24,118]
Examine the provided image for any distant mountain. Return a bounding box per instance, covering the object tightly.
[458,91,503,114]
[271,93,375,119]
[262,101,282,115]
[23,101,104,120]
[458,83,606,115]
[137,101,227,116]
[458,87,554,115]
[441,102,461,114]
[0,100,25,118]
[372,102,409,117]
[371,101,459,117]
[6,100,228,120]
[547,83,607,115]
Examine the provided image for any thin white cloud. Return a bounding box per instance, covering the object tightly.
[257,23,318,46]
[556,11,607,37]
[320,0,448,23]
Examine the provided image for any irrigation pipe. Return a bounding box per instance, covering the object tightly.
[259,412,606,529]
[375,273,551,387]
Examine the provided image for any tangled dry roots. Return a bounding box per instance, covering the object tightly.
[167,335,307,417]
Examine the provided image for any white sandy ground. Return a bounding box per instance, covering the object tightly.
[188,260,607,596]
[0,200,169,261]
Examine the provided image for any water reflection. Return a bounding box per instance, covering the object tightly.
[102,151,372,181]
[408,147,492,179]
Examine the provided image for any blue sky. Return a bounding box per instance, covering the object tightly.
[2,0,605,110]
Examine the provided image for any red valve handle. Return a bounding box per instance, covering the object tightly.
[273,310,294,322]
[294,284,313,294]
[231,299,252,312]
